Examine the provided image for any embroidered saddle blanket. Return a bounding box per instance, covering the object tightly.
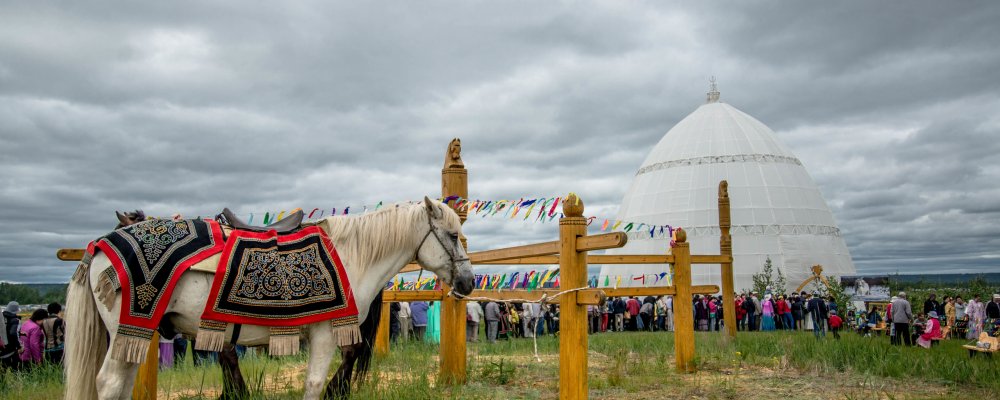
[85,219,225,363]
[195,226,360,355]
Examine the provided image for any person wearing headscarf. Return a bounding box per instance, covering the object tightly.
[1,302,21,369]
[694,296,709,331]
[761,294,776,331]
[917,311,942,349]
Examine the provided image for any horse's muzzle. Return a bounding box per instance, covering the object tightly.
[453,270,475,296]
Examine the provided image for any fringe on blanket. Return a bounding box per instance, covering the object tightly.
[110,325,155,364]
[269,326,301,356]
[331,317,361,346]
[95,266,121,311]
[194,320,227,352]
[71,251,94,284]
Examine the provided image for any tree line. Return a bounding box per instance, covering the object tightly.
[0,282,67,307]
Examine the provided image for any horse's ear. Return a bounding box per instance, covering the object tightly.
[423,196,442,219]
[116,211,130,226]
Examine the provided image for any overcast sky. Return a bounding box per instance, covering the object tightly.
[2,1,998,283]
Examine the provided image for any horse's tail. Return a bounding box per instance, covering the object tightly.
[354,290,383,381]
[65,265,108,400]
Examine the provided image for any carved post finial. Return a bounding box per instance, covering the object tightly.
[674,227,687,243]
[718,180,728,199]
[444,138,464,168]
[562,193,584,217]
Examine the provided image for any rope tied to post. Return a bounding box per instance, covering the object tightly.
[447,286,591,362]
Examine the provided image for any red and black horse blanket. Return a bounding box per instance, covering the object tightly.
[80,220,359,362]
[83,219,224,363]
[196,226,360,354]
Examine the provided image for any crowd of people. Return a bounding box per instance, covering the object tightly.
[385,291,1000,348]
[1,301,65,370]
[874,292,1000,348]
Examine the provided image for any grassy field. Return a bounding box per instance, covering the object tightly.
[2,331,998,399]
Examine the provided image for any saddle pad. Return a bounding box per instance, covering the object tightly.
[94,218,224,363]
[196,226,360,353]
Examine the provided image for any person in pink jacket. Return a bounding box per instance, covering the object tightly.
[19,309,47,365]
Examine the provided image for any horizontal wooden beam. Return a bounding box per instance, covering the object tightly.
[691,255,733,264]
[57,248,85,261]
[474,256,558,265]
[468,241,561,263]
[382,290,446,302]
[600,285,720,297]
[474,254,729,266]
[591,254,672,264]
[576,232,628,252]
[400,263,421,273]
[475,254,677,265]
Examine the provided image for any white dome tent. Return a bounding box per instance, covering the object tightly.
[601,81,855,292]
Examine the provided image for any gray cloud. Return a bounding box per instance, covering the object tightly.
[1,1,998,282]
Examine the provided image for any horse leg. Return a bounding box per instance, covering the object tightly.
[95,348,140,400]
[325,344,360,399]
[218,344,247,400]
[303,323,338,400]
[324,291,383,399]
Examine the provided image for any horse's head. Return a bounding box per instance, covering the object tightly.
[415,197,475,296]
[115,210,147,229]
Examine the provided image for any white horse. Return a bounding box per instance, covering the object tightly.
[65,198,475,400]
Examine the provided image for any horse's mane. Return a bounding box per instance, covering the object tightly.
[317,201,461,270]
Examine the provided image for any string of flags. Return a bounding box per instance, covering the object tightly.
[384,271,674,291]
[217,195,679,240]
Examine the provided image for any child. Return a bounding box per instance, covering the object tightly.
[829,311,843,340]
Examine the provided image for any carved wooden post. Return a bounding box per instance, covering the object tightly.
[671,228,696,373]
[131,331,159,400]
[718,181,736,339]
[374,304,391,355]
[559,193,588,399]
[439,138,468,384]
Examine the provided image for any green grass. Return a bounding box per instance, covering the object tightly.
[2,331,997,399]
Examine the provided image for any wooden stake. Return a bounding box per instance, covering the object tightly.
[132,330,159,400]
[439,138,468,385]
[719,181,737,339]
[374,303,390,356]
[671,228,696,373]
[559,193,588,400]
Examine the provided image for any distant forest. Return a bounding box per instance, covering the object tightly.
[0,283,67,306]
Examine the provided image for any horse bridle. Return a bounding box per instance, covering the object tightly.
[414,211,470,278]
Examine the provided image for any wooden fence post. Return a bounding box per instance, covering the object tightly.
[131,331,159,400]
[439,138,468,384]
[718,181,736,339]
[559,194,588,399]
[374,304,391,356]
[671,228,696,373]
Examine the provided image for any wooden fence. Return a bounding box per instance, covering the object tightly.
[375,140,737,398]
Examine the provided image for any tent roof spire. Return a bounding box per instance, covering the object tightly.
[707,76,721,103]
